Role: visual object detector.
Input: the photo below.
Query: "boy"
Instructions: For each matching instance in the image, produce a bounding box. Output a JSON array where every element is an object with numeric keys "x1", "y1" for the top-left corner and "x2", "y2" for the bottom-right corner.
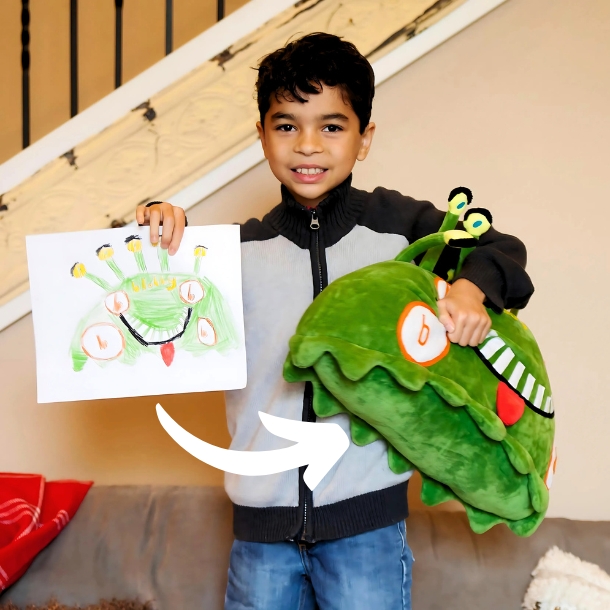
[{"x1": 136, "y1": 32, "x2": 533, "y2": 610}]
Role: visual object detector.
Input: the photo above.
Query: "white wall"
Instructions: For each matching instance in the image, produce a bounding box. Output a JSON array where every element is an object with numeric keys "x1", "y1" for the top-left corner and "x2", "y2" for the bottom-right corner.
[{"x1": 1, "y1": 0, "x2": 609, "y2": 519}]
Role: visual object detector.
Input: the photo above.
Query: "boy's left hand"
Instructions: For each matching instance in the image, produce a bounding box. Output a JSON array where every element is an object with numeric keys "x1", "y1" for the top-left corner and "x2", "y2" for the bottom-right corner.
[{"x1": 437, "y1": 279, "x2": 491, "y2": 347}]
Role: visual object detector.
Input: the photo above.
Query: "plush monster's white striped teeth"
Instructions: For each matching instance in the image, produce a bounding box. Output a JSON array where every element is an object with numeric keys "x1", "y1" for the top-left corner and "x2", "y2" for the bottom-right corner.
[
  {"x1": 508, "y1": 361, "x2": 525, "y2": 388},
  {"x1": 533, "y1": 385, "x2": 546, "y2": 409},
  {"x1": 477, "y1": 330, "x2": 554, "y2": 415},
  {"x1": 522, "y1": 374, "x2": 535, "y2": 400},
  {"x1": 480, "y1": 336, "x2": 505, "y2": 359},
  {"x1": 492, "y1": 347, "x2": 514, "y2": 375}
]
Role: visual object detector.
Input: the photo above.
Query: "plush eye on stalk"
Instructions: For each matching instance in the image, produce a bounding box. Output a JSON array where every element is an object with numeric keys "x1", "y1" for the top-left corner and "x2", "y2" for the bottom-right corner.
[
  {"x1": 447, "y1": 186, "x2": 473, "y2": 215},
  {"x1": 463, "y1": 208, "x2": 493, "y2": 237}
]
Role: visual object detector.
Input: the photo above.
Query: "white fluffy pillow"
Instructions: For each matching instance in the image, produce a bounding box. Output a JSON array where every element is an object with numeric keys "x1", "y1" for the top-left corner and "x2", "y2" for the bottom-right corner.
[{"x1": 523, "y1": 546, "x2": 610, "y2": 610}]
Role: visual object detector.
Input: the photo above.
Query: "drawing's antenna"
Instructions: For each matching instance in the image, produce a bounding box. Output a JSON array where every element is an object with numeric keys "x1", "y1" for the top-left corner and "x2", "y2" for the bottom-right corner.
[
  {"x1": 70, "y1": 262, "x2": 112, "y2": 291},
  {"x1": 96, "y1": 244, "x2": 124, "y2": 281},
  {"x1": 125, "y1": 235, "x2": 147, "y2": 272},
  {"x1": 194, "y1": 245, "x2": 207, "y2": 275},
  {"x1": 155, "y1": 242, "x2": 170, "y2": 272}
]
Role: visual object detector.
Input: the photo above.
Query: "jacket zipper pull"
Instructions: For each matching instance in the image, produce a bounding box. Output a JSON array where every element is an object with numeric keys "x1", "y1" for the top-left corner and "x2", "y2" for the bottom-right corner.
[{"x1": 310, "y1": 210, "x2": 320, "y2": 230}]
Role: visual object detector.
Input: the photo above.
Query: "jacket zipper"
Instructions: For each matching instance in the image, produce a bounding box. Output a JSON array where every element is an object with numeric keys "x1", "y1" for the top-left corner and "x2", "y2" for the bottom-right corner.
[{"x1": 300, "y1": 208, "x2": 322, "y2": 543}]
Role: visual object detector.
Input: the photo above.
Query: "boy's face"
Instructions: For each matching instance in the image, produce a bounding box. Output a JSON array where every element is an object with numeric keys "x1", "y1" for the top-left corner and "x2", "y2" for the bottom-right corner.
[{"x1": 256, "y1": 85, "x2": 375, "y2": 208}]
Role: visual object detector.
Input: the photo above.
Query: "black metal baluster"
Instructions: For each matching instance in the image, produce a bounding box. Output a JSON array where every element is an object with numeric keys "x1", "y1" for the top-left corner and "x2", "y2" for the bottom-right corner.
[
  {"x1": 70, "y1": 0, "x2": 78, "y2": 116},
  {"x1": 114, "y1": 0, "x2": 123, "y2": 88},
  {"x1": 21, "y1": 0, "x2": 30, "y2": 148},
  {"x1": 165, "y1": 0, "x2": 173, "y2": 55},
  {"x1": 217, "y1": 0, "x2": 225, "y2": 21}
]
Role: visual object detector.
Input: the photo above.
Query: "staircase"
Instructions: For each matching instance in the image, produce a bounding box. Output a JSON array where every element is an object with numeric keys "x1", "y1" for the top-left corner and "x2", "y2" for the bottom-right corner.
[{"x1": 0, "y1": 0, "x2": 507, "y2": 331}]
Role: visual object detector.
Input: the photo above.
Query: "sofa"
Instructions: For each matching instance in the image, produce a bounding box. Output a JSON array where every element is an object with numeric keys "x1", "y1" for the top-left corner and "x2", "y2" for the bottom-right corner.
[{"x1": 1, "y1": 485, "x2": 609, "y2": 609}]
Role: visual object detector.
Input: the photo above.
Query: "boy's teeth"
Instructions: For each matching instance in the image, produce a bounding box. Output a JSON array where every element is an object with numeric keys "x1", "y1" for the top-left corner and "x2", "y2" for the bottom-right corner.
[{"x1": 296, "y1": 168, "x2": 325, "y2": 174}]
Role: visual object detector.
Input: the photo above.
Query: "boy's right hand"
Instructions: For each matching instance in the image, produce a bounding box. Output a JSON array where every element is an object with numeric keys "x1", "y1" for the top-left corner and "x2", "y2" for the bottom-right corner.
[{"x1": 135, "y1": 202, "x2": 186, "y2": 255}]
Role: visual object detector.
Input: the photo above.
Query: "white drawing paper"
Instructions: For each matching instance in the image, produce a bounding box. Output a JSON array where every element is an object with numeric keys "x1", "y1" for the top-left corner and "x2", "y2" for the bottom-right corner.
[{"x1": 26, "y1": 225, "x2": 246, "y2": 403}]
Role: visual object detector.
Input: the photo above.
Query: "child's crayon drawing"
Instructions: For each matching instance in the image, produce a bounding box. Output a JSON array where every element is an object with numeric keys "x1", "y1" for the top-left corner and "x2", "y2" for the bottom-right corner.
[{"x1": 26, "y1": 225, "x2": 246, "y2": 403}]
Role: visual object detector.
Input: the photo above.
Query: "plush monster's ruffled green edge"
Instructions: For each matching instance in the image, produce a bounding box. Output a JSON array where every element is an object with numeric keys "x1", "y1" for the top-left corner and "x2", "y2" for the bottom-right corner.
[{"x1": 284, "y1": 334, "x2": 548, "y2": 537}]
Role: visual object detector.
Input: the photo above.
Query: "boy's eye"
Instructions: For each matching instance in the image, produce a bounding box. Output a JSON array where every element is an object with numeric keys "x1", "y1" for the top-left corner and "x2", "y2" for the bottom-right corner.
[
  {"x1": 322, "y1": 124, "x2": 342, "y2": 132},
  {"x1": 276, "y1": 124, "x2": 295, "y2": 132}
]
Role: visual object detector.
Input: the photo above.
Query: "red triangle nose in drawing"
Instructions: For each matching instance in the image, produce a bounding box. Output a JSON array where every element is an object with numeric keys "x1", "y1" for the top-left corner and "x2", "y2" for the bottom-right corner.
[{"x1": 160, "y1": 342, "x2": 175, "y2": 367}]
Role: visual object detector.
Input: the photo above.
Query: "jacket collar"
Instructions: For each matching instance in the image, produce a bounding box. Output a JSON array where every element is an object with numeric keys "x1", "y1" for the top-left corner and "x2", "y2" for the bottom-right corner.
[{"x1": 268, "y1": 173, "x2": 363, "y2": 249}]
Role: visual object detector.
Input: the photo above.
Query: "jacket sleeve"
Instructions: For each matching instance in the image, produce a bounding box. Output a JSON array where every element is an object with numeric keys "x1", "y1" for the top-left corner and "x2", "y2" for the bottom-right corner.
[
  {"x1": 362, "y1": 186, "x2": 534, "y2": 312},
  {"x1": 453, "y1": 226, "x2": 533, "y2": 312}
]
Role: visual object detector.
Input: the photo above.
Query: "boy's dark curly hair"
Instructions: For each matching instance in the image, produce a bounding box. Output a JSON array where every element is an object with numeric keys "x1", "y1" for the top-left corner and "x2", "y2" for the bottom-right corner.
[{"x1": 255, "y1": 32, "x2": 375, "y2": 134}]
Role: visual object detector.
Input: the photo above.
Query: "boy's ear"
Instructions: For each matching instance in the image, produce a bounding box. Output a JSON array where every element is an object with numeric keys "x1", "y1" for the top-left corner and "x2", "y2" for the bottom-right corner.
[
  {"x1": 256, "y1": 121, "x2": 268, "y2": 158},
  {"x1": 356, "y1": 122, "x2": 376, "y2": 162}
]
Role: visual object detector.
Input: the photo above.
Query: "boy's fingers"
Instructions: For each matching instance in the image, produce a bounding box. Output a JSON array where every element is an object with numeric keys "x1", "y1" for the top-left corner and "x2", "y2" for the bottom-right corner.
[
  {"x1": 448, "y1": 312, "x2": 466, "y2": 344},
  {"x1": 149, "y1": 207, "x2": 161, "y2": 244},
  {"x1": 465, "y1": 314, "x2": 491, "y2": 347},
  {"x1": 476, "y1": 317, "x2": 492, "y2": 345},
  {"x1": 136, "y1": 205, "x2": 145, "y2": 225},
  {"x1": 437, "y1": 300, "x2": 455, "y2": 334},
  {"x1": 161, "y1": 213, "x2": 175, "y2": 249},
  {"x1": 168, "y1": 208, "x2": 186, "y2": 255}
]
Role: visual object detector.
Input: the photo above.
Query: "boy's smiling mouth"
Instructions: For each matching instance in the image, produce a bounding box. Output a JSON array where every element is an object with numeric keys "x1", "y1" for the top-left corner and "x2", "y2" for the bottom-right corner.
[{"x1": 291, "y1": 165, "x2": 328, "y2": 183}]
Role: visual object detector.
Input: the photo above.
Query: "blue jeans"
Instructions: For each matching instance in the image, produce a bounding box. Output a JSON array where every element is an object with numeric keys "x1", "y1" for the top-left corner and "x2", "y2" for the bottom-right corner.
[{"x1": 224, "y1": 521, "x2": 413, "y2": 610}]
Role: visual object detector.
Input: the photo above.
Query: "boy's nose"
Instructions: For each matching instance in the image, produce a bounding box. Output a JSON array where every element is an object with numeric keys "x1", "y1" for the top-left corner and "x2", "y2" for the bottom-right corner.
[{"x1": 295, "y1": 130, "x2": 323, "y2": 154}]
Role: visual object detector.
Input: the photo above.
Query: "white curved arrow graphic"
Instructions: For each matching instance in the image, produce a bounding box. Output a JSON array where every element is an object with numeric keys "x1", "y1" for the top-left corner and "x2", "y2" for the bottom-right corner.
[{"x1": 156, "y1": 403, "x2": 350, "y2": 491}]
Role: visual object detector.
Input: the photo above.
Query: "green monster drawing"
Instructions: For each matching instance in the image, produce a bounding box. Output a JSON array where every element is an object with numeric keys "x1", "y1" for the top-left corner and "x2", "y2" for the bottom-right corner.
[
  {"x1": 69, "y1": 236, "x2": 237, "y2": 371},
  {"x1": 284, "y1": 188, "x2": 556, "y2": 537}
]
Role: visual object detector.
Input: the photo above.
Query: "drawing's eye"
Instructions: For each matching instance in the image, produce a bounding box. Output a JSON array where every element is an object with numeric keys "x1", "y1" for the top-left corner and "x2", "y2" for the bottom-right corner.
[
  {"x1": 81, "y1": 323, "x2": 125, "y2": 360},
  {"x1": 104, "y1": 291, "x2": 130, "y2": 315},
  {"x1": 179, "y1": 280, "x2": 205, "y2": 304},
  {"x1": 397, "y1": 302, "x2": 449, "y2": 366},
  {"x1": 197, "y1": 317, "x2": 217, "y2": 346}
]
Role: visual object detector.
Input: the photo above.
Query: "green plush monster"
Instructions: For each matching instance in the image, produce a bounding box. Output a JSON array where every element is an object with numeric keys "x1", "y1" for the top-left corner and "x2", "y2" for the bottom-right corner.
[
  {"x1": 69, "y1": 236, "x2": 237, "y2": 371},
  {"x1": 284, "y1": 189, "x2": 556, "y2": 537}
]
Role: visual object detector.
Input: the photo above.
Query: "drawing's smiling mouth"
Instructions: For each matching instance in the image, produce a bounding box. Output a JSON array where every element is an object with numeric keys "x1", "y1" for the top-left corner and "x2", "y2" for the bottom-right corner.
[{"x1": 119, "y1": 308, "x2": 192, "y2": 346}]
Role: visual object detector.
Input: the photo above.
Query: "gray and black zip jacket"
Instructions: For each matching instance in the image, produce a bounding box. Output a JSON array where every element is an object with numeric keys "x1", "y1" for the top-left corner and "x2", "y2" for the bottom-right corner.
[{"x1": 224, "y1": 173, "x2": 533, "y2": 544}]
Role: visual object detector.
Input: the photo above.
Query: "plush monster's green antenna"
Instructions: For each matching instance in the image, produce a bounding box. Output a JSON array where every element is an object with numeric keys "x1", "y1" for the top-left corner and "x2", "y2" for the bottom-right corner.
[
  {"x1": 419, "y1": 187, "x2": 473, "y2": 272},
  {"x1": 194, "y1": 245, "x2": 207, "y2": 275},
  {"x1": 96, "y1": 244, "x2": 124, "y2": 280},
  {"x1": 155, "y1": 243, "x2": 170, "y2": 272},
  {"x1": 395, "y1": 230, "x2": 477, "y2": 263},
  {"x1": 125, "y1": 235, "x2": 147, "y2": 272},
  {"x1": 454, "y1": 208, "x2": 493, "y2": 276},
  {"x1": 70, "y1": 262, "x2": 112, "y2": 291}
]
